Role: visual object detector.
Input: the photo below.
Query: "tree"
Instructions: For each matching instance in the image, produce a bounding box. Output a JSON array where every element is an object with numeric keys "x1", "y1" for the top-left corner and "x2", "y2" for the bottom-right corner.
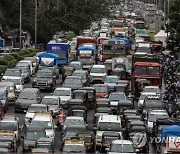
[
  {"x1": 168, "y1": 0, "x2": 180, "y2": 49},
  {"x1": 0, "y1": 0, "x2": 110, "y2": 44}
]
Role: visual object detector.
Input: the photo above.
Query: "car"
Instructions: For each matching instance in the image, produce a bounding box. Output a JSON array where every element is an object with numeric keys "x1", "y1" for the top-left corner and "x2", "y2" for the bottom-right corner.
[
  {"x1": 24, "y1": 56, "x2": 39, "y2": 73},
  {"x1": 15, "y1": 64, "x2": 31, "y2": 83},
  {"x1": 69, "y1": 61, "x2": 82, "y2": 70},
  {"x1": 108, "y1": 92, "x2": 126, "y2": 114},
  {"x1": 104, "y1": 75, "x2": 118, "y2": 91},
  {"x1": 93, "y1": 84, "x2": 109, "y2": 98},
  {"x1": 1, "y1": 68, "x2": 24, "y2": 82},
  {"x1": 63, "y1": 76, "x2": 83, "y2": 91},
  {"x1": 146, "y1": 110, "x2": 169, "y2": 134},
  {"x1": 62, "y1": 66, "x2": 75, "y2": 82},
  {"x1": 89, "y1": 65, "x2": 107, "y2": 84},
  {"x1": 95, "y1": 114, "x2": 122, "y2": 149},
  {"x1": 0, "y1": 87, "x2": 8, "y2": 112},
  {"x1": 142, "y1": 86, "x2": 160, "y2": 95},
  {"x1": 62, "y1": 116, "x2": 87, "y2": 133},
  {"x1": 25, "y1": 104, "x2": 48, "y2": 126},
  {"x1": 0, "y1": 82, "x2": 16, "y2": 102},
  {"x1": 61, "y1": 138, "x2": 86, "y2": 153},
  {"x1": 52, "y1": 87, "x2": 72, "y2": 108},
  {"x1": 17, "y1": 60, "x2": 34, "y2": 75},
  {"x1": 2, "y1": 76, "x2": 24, "y2": 93},
  {"x1": 108, "y1": 139, "x2": 136, "y2": 154},
  {"x1": 0, "y1": 115, "x2": 22, "y2": 141},
  {"x1": 72, "y1": 70, "x2": 89, "y2": 86},
  {"x1": 15, "y1": 88, "x2": 41, "y2": 113},
  {"x1": 30, "y1": 112, "x2": 55, "y2": 139},
  {"x1": 39, "y1": 65, "x2": 59, "y2": 79},
  {"x1": 23, "y1": 126, "x2": 46, "y2": 152},
  {"x1": 32, "y1": 68, "x2": 56, "y2": 92}
]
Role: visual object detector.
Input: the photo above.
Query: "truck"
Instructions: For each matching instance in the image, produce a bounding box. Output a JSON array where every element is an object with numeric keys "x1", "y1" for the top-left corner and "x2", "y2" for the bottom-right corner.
[
  {"x1": 131, "y1": 54, "x2": 162, "y2": 90},
  {"x1": 160, "y1": 125, "x2": 180, "y2": 154},
  {"x1": 77, "y1": 43, "x2": 97, "y2": 69},
  {"x1": 76, "y1": 36, "x2": 97, "y2": 49},
  {"x1": 38, "y1": 52, "x2": 59, "y2": 78},
  {"x1": 47, "y1": 40, "x2": 70, "y2": 71}
]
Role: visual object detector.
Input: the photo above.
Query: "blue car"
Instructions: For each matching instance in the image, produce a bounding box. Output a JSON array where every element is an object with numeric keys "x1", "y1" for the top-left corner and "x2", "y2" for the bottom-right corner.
[{"x1": 104, "y1": 75, "x2": 118, "y2": 91}]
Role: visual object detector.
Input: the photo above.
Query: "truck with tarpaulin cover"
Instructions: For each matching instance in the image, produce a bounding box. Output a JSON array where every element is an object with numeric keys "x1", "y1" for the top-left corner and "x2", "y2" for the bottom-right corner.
[
  {"x1": 131, "y1": 54, "x2": 162, "y2": 90},
  {"x1": 38, "y1": 52, "x2": 59, "y2": 77},
  {"x1": 76, "y1": 36, "x2": 97, "y2": 49},
  {"x1": 135, "y1": 29, "x2": 151, "y2": 41},
  {"x1": 77, "y1": 43, "x2": 97, "y2": 69},
  {"x1": 160, "y1": 125, "x2": 180, "y2": 154},
  {"x1": 46, "y1": 40, "x2": 70, "y2": 71}
]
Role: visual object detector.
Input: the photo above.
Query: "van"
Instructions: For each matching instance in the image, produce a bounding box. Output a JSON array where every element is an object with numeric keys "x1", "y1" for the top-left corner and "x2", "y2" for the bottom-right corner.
[
  {"x1": 18, "y1": 60, "x2": 34, "y2": 75},
  {"x1": 0, "y1": 87, "x2": 9, "y2": 112},
  {"x1": 0, "y1": 82, "x2": 16, "y2": 102}
]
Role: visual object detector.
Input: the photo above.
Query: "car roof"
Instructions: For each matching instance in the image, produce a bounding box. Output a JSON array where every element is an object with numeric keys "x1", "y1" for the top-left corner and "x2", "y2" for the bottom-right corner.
[
  {"x1": 54, "y1": 87, "x2": 71, "y2": 91},
  {"x1": 93, "y1": 84, "x2": 108, "y2": 87},
  {"x1": 144, "y1": 86, "x2": 159, "y2": 89},
  {"x1": 70, "y1": 61, "x2": 81, "y2": 64},
  {"x1": 43, "y1": 96, "x2": 59, "y2": 99},
  {"x1": 4, "y1": 76, "x2": 22, "y2": 80},
  {"x1": 29, "y1": 104, "x2": 47, "y2": 107},
  {"x1": 105, "y1": 75, "x2": 118, "y2": 78},
  {"x1": 5, "y1": 68, "x2": 21, "y2": 71},
  {"x1": 66, "y1": 76, "x2": 81, "y2": 79},
  {"x1": 0, "y1": 82, "x2": 15, "y2": 86},
  {"x1": 149, "y1": 110, "x2": 168, "y2": 114},
  {"x1": 1, "y1": 115, "x2": 18, "y2": 122},
  {"x1": 21, "y1": 88, "x2": 39, "y2": 93},
  {"x1": 112, "y1": 139, "x2": 133, "y2": 144},
  {"x1": 92, "y1": 65, "x2": 105, "y2": 68},
  {"x1": 33, "y1": 113, "x2": 51, "y2": 121},
  {"x1": 26, "y1": 126, "x2": 45, "y2": 132},
  {"x1": 98, "y1": 114, "x2": 121, "y2": 122},
  {"x1": 66, "y1": 116, "x2": 84, "y2": 120},
  {"x1": 73, "y1": 70, "x2": 87, "y2": 73}
]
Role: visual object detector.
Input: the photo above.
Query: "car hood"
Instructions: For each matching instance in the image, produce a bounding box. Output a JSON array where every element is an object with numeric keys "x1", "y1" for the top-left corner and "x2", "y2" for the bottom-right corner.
[
  {"x1": 35, "y1": 78, "x2": 51, "y2": 81},
  {"x1": 96, "y1": 93, "x2": 108, "y2": 98},
  {"x1": 59, "y1": 96, "x2": 71, "y2": 102},
  {"x1": 24, "y1": 140, "x2": 36, "y2": 147},
  {"x1": 90, "y1": 73, "x2": 106, "y2": 77},
  {"x1": 17, "y1": 99, "x2": 37, "y2": 105},
  {"x1": 63, "y1": 84, "x2": 82, "y2": 89},
  {"x1": 25, "y1": 112, "x2": 35, "y2": 119}
]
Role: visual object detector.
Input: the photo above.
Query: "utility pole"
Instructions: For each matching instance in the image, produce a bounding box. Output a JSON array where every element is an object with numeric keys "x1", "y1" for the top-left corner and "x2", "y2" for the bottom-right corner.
[
  {"x1": 35, "y1": 0, "x2": 37, "y2": 48},
  {"x1": 20, "y1": 0, "x2": 22, "y2": 50}
]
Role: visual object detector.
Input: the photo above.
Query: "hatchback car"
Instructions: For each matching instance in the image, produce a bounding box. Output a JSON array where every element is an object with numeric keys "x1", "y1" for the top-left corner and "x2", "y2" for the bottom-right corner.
[
  {"x1": 69, "y1": 61, "x2": 82, "y2": 70},
  {"x1": 93, "y1": 84, "x2": 109, "y2": 98},
  {"x1": 104, "y1": 75, "x2": 118, "y2": 91},
  {"x1": 15, "y1": 88, "x2": 41, "y2": 113}
]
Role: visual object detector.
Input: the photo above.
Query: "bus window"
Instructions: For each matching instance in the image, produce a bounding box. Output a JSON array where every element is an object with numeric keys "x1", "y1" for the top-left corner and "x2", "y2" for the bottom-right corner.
[
  {"x1": 148, "y1": 67, "x2": 160, "y2": 75},
  {"x1": 135, "y1": 66, "x2": 146, "y2": 75}
]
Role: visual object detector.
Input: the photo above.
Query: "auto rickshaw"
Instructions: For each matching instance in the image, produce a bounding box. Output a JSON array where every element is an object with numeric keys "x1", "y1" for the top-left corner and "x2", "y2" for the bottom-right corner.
[
  {"x1": 115, "y1": 83, "x2": 128, "y2": 94},
  {"x1": 123, "y1": 115, "x2": 142, "y2": 129},
  {"x1": 118, "y1": 100, "x2": 134, "y2": 115},
  {"x1": 77, "y1": 131, "x2": 95, "y2": 152},
  {"x1": 0, "y1": 101, "x2": 4, "y2": 119},
  {"x1": 67, "y1": 99, "x2": 84, "y2": 114},
  {"x1": 96, "y1": 107, "x2": 113, "y2": 114},
  {"x1": 95, "y1": 98, "x2": 110, "y2": 112},
  {"x1": 62, "y1": 66, "x2": 75, "y2": 82},
  {"x1": 82, "y1": 87, "x2": 96, "y2": 109},
  {"x1": 104, "y1": 59, "x2": 113, "y2": 75},
  {"x1": 35, "y1": 137, "x2": 54, "y2": 153},
  {"x1": 70, "y1": 105, "x2": 87, "y2": 123},
  {"x1": 93, "y1": 113, "x2": 109, "y2": 129},
  {"x1": 101, "y1": 132, "x2": 121, "y2": 152},
  {"x1": 72, "y1": 90, "x2": 88, "y2": 105}
]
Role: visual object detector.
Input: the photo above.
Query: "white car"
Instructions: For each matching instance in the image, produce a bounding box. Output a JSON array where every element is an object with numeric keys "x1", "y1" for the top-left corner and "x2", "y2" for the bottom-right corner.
[
  {"x1": 53, "y1": 87, "x2": 72, "y2": 108},
  {"x1": 146, "y1": 110, "x2": 169, "y2": 133},
  {"x1": 89, "y1": 65, "x2": 107, "y2": 83},
  {"x1": 143, "y1": 86, "x2": 161, "y2": 95}
]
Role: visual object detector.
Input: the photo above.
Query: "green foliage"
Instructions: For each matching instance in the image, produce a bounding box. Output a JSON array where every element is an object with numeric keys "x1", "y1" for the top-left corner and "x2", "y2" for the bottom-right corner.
[
  {"x1": 0, "y1": 49, "x2": 38, "y2": 74},
  {"x1": 0, "y1": 0, "x2": 110, "y2": 44},
  {"x1": 65, "y1": 33, "x2": 76, "y2": 41}
]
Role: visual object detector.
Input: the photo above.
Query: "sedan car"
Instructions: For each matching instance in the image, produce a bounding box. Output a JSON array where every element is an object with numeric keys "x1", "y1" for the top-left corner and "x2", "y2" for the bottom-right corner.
[{"x1": 93, "y1": 84, "x2": 109, "y2": 98}]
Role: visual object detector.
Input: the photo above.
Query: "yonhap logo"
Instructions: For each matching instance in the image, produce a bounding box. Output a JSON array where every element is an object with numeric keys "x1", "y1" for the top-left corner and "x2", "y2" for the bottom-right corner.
[{"x1": 132, "y1": 132, "x2": 147, "y2": 148}]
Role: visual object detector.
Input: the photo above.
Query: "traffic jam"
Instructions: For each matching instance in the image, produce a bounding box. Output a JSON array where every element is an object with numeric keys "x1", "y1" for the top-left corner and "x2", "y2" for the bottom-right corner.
[{"x1": 0, "y1": 1, "x2": 179, "y2": 154}]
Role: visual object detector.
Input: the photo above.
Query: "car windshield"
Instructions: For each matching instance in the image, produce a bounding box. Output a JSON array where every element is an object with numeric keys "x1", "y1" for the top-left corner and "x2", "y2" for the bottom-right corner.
[
  {"x1": 41, "y1": 98, "x2": 59, "y2": 105},
  {"x1": 91, "y1": 67, "x2": 106, "y2": 73},
  {"x1": 0, "y1": 122, "x2": 17, "y2": 131},
  {"x1": 144, "y1": 101, "x2": 163, "y2": 108},
  {"x1": 31, "y1": 121, "x2": 52, "y2": 129},
  {"x1": 63, "y1": 145, "x2": 86, "y2": 153},
  {"x1": 64, "y1": 118, "x2": 85, "y2": 127},
  {"x1": 18, "y1": 92, "x2": 37, "y2": 100},
  {"x1": 135, "y1": 66, "x2": 147, "y2": 74},
  {"x1": 25, "y1": 131, "x2": 45, "y2": 140},
  {"x1": 148, "y1": 113, "x2": 168, "y2": 122},
  {"x1": 95, "y1": 86, "x2": 108, "y2": 93},
  {"x1": 4, "y1": 70, "x2": 21, "y2": 77},
  {"x1": 110, "y1": 143, "x2": 134, "y2": 153},
  {"x1": 36, "y1": 71, "x2": 52, "y2": 78},
  {"x1": 73, "y1": 73, "x2": 86, "y2": 80},
  {"x1": 109, "y1": 94, "x2": 125, "y2": 101},
  {"x1": 105, "y1": 77, "x2": 118, "y2": 83},
  {"x1": 143, "y1": 88, "x2": 160, "y2": 93},
  {"x1": 5, "y1": 79, "x2": 21, "y2": 85},
  {"x1": 0, "y1": 92, "x2": 5, "y2": 99},
  {"x1": 98, "y1": 122, "x2": 121, "y2": 131},
  {"x1": 69, "y1": 63, "x2": 82, "y2": 70},
  {"x1": 53, "y1": 90, "x2": 70, "y2": 96},
  {"x1": 28, "y1": 106, "x2": 47, "y2": 113},
  {"x1": 148, "y1": 66, "x2": 160, "y2": 75},
  {"x1": 64, "y1": 78, "x2": 81, "y2": 85}
]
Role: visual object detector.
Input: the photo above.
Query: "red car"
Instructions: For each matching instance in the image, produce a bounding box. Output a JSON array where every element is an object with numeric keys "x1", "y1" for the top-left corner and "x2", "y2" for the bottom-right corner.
[{"x1": 93, "y1": 84, "x2": 109, "y2": 98}]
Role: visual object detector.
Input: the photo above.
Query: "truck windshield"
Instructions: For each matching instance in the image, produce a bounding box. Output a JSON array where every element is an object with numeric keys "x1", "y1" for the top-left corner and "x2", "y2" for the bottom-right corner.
[
  {"x1": 148, "y1": 67, "x2": 160, "y2": 75},
  {"x1": 135, "y1": 66, "x2": 147, "y2": 74}
]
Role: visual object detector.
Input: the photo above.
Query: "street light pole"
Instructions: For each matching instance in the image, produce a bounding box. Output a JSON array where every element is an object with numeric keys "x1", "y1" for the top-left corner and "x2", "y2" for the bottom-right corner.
[
  {"x1": 20, "y1": 0, "x2": 22, "y2": 50},
  {"x1": 35, "y1": 0, "x2": 37, "y2": 48}
]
